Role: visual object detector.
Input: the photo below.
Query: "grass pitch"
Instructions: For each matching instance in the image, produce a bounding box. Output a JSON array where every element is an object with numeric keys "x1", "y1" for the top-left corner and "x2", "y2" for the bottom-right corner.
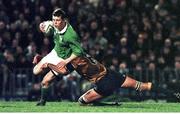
[{"x1": 0, "y1": 101, "x2": 180, "y2": 112}]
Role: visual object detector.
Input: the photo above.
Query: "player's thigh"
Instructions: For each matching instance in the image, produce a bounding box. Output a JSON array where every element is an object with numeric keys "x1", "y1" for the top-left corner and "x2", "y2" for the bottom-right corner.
[
  {"x1": 33, "y1": 50, "x2": 64, "y2": 75},
  {"x1": 42, "y1": 49, "x2": 64, "y2": 65},
  {"x1": 79, "y1": 88, "x2": 103, "y2": 103}
]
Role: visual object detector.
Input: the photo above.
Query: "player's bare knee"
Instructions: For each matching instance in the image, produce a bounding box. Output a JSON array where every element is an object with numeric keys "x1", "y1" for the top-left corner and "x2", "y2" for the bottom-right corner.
[
  {"x1": 33, "y1": 69, "x2": 38, "y2": 75},
  {"x1": 33, "y1": 66, "x2": 38, "y2": 75},
  {"x1": 33, "y1": 65, "x2": 41, "y2": 75},
  {"x1": 41, "y1": 81, "x2": 50, "y2": 88}
]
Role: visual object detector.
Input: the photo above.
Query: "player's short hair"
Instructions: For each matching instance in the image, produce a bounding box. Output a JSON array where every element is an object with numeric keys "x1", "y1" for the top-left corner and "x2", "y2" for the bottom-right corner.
[{"x1": 52, "y1": 8, "x2": 66, "y2": 19}]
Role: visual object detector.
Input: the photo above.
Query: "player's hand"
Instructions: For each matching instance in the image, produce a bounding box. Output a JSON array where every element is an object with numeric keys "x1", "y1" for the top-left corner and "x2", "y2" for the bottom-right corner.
[
  {"x1": 57, "y1": 61, "x2": 67, "y2": 69},
  {"x1": 41, "y1": 63, "x2": 48, "y2": 69},
  {"x1": 39, "y1": 22, "x2": 46, "y2": 32},
  {"x1": 47, "y1": 63, "x2": 68, "y2": 75},
  {"x1": 32, "y1": 54, "x2": 42, "y2": 64}
]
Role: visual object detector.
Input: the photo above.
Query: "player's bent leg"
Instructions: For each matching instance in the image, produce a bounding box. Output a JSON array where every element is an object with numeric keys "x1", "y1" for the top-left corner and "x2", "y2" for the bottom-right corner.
[
  {"x1": 41, "y1": 71, "x2": 56, "y2": 87},
  {"x1": 121, "y1": 76, "x2": 152, "y2": 91},
  {"x1": 36, "y1": 71, "x2": 55, "y2": 106},
  {"x1": 78, "y1": 88, "x2": 103, "y2": 105}
]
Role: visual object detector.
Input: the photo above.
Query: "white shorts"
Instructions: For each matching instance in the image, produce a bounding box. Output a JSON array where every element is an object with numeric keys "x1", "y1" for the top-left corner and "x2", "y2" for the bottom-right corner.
[{"x1": 40, "y1": 49, "x2": 64, "y2": 75}]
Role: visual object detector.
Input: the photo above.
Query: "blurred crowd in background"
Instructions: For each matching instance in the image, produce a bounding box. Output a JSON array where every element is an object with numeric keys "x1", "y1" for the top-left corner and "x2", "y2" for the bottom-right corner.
[{"x1": 0, "y1": 0, "x2": 180, "y2": 101}]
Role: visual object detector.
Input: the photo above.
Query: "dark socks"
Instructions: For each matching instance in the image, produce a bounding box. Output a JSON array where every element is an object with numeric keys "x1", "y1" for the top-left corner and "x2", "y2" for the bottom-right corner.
[
  {"x1": 40, "y1": 87, "x2": 49, "y2": 101},
  {"x1": 36, "y1": 87, "x2": 49, "y2": 106}
]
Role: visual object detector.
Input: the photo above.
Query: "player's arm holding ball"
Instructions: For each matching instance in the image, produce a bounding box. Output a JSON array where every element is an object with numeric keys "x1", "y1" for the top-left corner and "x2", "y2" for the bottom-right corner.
[
  {"x1": 39, "y1": 21, "x2": 53, "y2": 35},
  {"x1": 32, "y1": 21, "x2": 54, "y2": 73}
]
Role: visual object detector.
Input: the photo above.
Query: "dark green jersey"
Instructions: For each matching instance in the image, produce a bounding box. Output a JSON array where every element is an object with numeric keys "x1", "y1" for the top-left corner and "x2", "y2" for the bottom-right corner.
[{"x1": 49, "y1": 22, "x2": 84, "y2": 59}]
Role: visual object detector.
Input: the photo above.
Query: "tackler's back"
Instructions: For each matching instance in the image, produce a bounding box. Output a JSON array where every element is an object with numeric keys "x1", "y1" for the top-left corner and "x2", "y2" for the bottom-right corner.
[{"x1": 71, "y1": 54, "x2": 107, "y2": 83}]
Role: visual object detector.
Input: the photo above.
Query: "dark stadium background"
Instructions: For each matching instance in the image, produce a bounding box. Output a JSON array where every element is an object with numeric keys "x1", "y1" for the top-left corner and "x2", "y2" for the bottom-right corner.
[{"x1": 0, "y1": 0, "x2": 179, "y2": 102}]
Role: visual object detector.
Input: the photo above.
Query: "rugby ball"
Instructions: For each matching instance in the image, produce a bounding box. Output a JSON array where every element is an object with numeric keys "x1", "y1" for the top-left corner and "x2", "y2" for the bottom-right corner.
[{"x1": 43, "y1": 21, "x2": 53, "y2": 34}]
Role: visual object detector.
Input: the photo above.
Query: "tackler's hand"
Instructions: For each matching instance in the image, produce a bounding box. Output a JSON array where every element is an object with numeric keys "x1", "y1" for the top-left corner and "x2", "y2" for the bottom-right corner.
[
  {"x1": 47, "y1": 63, "x2": 68, "y2": 75},
  {"x1": 57, "y1": 61, "x2": 67, "y2": 69},
  {"x1": 41, "y1": 63, "x2": 48, "y2": 69}
]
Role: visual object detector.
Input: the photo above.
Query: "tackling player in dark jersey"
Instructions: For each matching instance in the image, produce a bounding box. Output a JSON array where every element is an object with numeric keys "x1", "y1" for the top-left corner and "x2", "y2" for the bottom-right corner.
[
  {"x1": 47, "y1": 54, "x2": 180, "y2": 105},
  {"x1": 41, "y1": 54, "x2": 153, "y2": 105}
]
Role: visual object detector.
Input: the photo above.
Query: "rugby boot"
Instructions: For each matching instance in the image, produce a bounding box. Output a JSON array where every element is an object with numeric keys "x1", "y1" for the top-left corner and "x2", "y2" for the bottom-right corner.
[
  {"x1": 36, "y1": 99, "x2": 46, "y2": 106},
  {"x1": 173, "y1": 92, "x2": 180, "y2": 102}
]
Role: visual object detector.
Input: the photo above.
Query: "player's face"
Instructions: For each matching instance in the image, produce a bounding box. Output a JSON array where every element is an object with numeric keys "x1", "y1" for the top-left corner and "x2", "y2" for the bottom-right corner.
[{"x1": 52, "y1": 16, "x2": 64, "y2": 29}]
